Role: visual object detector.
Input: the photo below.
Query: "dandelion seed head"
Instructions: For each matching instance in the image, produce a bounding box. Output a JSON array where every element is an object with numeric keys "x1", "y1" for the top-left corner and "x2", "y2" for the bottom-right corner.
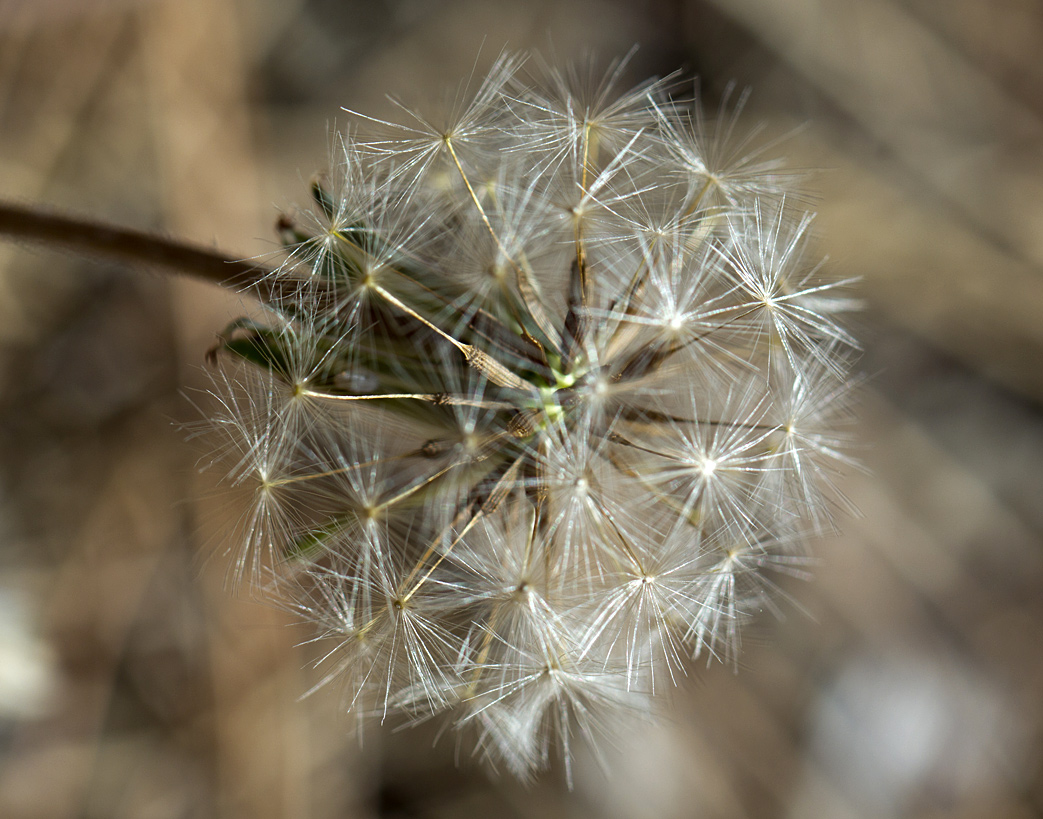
[{"x1": 202, "y1": 51, "x2": 858, "y2": 781}]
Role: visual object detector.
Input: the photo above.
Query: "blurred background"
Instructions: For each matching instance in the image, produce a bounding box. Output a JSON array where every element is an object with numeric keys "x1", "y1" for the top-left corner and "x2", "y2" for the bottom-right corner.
[{"x1": 1, "y1": 0, "x2": 1042, "y2": 816}]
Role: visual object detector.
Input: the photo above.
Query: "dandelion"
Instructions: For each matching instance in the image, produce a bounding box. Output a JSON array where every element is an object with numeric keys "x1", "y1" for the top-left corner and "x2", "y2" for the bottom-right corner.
[{"x1": 205, "y1": 53, "x2": 858, "y2": 782}]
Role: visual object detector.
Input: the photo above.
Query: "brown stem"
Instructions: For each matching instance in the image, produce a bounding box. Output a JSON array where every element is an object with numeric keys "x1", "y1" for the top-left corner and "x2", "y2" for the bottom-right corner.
[{"x1": 0, "y1": 200, "x2": 274, "y2": 297}]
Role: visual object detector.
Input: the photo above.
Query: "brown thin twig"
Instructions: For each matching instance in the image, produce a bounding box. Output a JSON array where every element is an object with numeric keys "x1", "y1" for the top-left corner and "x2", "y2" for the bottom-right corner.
[{"x1": 0, "y1": 200, "x2": 274, "y2": 297}]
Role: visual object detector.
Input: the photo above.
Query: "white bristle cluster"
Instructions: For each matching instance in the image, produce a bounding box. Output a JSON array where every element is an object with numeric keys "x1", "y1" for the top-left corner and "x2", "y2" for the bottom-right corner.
[{"x1": 205, "y1": 52, "x2": 858, "y2": 782}]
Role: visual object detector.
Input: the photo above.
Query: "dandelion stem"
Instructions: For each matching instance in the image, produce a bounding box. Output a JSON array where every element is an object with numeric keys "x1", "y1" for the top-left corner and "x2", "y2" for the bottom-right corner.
[
  {"x1": 300, "y1": 388, "x2": 515, "y2": 410},
  {"x1": 443, "y1": 137, "x2": 518, "y2": 274},
  {"x1": 327, "y1": 227, "x2": 554, "y2": 372},
  {"x1": 375, "y1": 462, "x2": 463, "y2": 513},
  {"x1": 513, "y1": 256, "x2": 563, "y2": 354},
  {"x1": 0, "y1": 200, "x2": 273, "y2": 295},
  {"x1": 685, "y1": 176, "x2": 714, "y2": 217},
  {"x1": 399, "y1": 457, "x2": 523, "y2": 603},
  {"x1": 370, "y1": 282, "x2": 537, "y2": 392},
  {"x1": 441, "y1": 138, "x2": 558, "y2": 359},
  {"x1": 396, "y1": 503, "x2": 477, "y2": 596},
  {"x1": 400, "y1": 506, "x2": 484, "y2": 605}
]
